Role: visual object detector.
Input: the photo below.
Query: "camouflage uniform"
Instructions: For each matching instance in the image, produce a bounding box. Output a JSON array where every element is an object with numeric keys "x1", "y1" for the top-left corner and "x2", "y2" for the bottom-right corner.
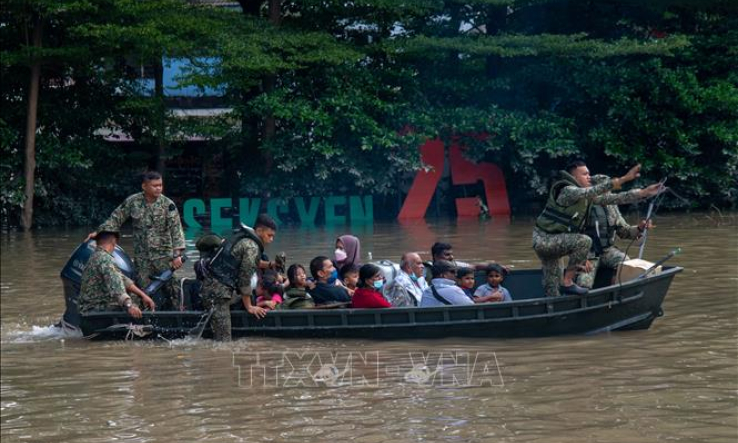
[
  {"x1": 200, "y1": 238, "x2": 261, "y2": 341},
  {"x1": 98, "y1": 192, "x2": 185, "y2": 309},
  {"x1": 577, "y1": 186, "x2": 645, "y2": 289},
  {"x1": 78, "y1": 247, "x2": 134, "y2": 314},
  {"x1": 533, "y1": 179, "x2": 645, "y2": 297}
]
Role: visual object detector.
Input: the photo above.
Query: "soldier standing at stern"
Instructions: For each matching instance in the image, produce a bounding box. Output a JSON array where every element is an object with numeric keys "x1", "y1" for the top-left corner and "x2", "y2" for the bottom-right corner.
[
  {"x1": 532, "y1": 161, "x2": 662, "y2": 297},
  {"x1": 78, "y1": 230, "x2": 156, "y2": 317},
  {"x1": 88, "y1": 171, "x2": 186, "y2": 310}
]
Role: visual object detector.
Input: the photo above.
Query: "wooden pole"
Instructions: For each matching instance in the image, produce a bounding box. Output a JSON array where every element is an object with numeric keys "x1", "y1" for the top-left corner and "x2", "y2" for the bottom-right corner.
[{"x1": 21, "y1": 16, "x2": 43, "y2": 231}]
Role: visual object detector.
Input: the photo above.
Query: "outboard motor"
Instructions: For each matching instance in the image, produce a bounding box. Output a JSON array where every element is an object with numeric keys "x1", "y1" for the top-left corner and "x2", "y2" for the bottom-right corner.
[{"x1": 59, "y1": 241, "x2": 135, "y2": 329}]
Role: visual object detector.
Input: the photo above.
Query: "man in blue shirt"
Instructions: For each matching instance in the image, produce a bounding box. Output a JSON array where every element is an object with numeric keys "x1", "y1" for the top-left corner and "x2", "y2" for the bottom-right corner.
[
  {"x1": 309, "y1": 256, "x2": 351, "y2": 306},
  {"x1": 420, "y1": 260, "x2": 474, "y2": 307}
]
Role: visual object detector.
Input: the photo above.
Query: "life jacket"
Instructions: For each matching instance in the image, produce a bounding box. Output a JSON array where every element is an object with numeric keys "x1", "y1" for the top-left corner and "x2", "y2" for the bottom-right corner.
[
  {"x1": 535, "y1": 171, "x2": 591, "y2": 234},
  {"x1": 198, "y1": 224, "x2": 264, "y2": 289},
  {"x1": 584, "y1": 205, "x2": 615, "y2": 254},
  {"x1": 281, "y1": 288, "x2": 315, "y2": 309}
]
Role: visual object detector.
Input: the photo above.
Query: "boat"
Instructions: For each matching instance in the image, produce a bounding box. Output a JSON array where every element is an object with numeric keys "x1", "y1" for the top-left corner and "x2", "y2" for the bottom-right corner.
[{"x1": 60, "y1": 241, "x2": 682, "y2": 340}]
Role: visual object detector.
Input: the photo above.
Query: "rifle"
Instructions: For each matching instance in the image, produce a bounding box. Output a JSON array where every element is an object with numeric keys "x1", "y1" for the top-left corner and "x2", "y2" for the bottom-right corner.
[
  {"x1": 144, "y1": 255, "x2": 188, "y2": 296},
  {"x1": 638, "y1": 177, "x2": 667, "y2": 259}
]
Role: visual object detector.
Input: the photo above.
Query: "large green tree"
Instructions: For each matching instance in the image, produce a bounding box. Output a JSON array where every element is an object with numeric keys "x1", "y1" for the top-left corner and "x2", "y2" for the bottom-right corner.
[{"x1": 2, "y1": 0, "x2": 736, "y2": 229}]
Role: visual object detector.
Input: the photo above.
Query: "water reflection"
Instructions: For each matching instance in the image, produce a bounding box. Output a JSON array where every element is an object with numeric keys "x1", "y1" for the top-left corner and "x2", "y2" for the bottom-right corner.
[{"x1": 1, "y1": 214, "x2": 737, "y2": 442}]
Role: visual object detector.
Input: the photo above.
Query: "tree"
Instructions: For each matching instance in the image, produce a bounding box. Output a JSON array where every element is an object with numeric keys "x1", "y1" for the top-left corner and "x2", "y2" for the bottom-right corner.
[{"x1": 1, "y1": 0, "x2": 223, "y2": 227}]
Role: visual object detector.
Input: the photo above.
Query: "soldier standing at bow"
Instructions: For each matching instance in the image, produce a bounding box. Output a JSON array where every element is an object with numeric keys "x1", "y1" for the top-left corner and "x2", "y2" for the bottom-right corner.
[{"x1": 533, "y1": 161, "x2": 662, "y2": 297}]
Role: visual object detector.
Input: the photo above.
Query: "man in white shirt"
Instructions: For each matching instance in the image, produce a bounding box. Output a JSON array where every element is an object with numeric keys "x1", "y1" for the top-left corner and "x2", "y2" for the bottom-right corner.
[
  {"x1": 420, "y1": 260, "x2": 474, "y2": 307},
  {"x1": 385, "y1": 252, "x2": 428, "y2": 307}
]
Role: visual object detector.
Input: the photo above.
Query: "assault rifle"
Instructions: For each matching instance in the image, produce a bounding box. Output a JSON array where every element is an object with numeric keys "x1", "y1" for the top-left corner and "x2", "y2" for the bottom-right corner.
[{"x1": 144, "y1": 255, "x2": 188, "y2": 296}]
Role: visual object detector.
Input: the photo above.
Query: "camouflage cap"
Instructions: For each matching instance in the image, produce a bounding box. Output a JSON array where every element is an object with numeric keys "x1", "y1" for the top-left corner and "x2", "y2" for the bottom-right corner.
[
  {"x1": 591, "y1": 174, "x2": 610, "y2": 185},
  {"x1": 196, "y1": 234, "x2": 223, "y2": 252}
]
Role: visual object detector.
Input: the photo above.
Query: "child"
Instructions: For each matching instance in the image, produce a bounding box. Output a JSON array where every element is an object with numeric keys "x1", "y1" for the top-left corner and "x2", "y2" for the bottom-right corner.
[
  {"x1": 256, "y1": 270, "x2": 284, "y2": 310},
  {"x1": 473, "y1": 264, "x2": 512, "y2": 302},
  {"x1": 456, "y1": 267, "x2": 476, "y2": 301},
  {"x1": 283, "y1": 264, "x2": 315, "y2": 309},
  {"x1": 340, "y1": 264, "x2": 360, "y2": 296}
]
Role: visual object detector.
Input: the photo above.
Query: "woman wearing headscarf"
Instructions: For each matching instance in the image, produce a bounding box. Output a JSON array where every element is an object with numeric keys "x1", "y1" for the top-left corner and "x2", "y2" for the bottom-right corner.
[{"x1": 335, "y1": 234, "x2": 362, "y2": 271}]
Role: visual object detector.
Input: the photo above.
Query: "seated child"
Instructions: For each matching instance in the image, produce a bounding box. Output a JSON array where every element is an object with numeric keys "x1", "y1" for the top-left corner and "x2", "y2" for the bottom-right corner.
[
  {"x1": 282, "y1": 264, "x2": 315, "y2": 309},
  {"x1": 339, "y1": 264, "x2": 359, "y2": 297},
  {"x1": 256, "y1": 270, "x2": 284, "y2": 310},
  {"x1": 456, "y1": 267, "x2": 477, "y2": 301},
  {"x1": 473, "y1": 264, "x2": 512, "y2": 302}
]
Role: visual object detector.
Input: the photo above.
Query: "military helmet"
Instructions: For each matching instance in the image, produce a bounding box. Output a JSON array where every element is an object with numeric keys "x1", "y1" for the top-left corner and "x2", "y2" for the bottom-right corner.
[{"x1": 196, "y1": 233, "x2": 224, "y2": 252}]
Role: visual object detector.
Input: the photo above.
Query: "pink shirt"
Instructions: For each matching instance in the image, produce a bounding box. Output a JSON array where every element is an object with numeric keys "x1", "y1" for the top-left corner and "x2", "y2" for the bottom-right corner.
[{"x1": 256, "y1": 293, "x2": 283, "y2": 310}]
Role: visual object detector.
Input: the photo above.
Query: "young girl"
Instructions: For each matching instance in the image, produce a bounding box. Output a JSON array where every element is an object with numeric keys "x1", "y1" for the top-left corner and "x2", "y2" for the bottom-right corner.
[
  {"x1": 256, "y1": 270, "x2": 284, "y2": 310},
  {"x1": 282, "y1": 264, "x2": 315, "y2": 309},
  {"x1": 473, "y1": 264, "x2": 512, "y2": 302},
  {"x1": 456, "y1": 267, "x2": 476, "y2": 301},
  {"x1": 351, "y1": 264, "x2": 391, "y2": 309}
]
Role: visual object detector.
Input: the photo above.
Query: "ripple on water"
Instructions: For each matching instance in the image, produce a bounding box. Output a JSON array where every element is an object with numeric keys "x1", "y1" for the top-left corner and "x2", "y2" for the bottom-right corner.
[{"x1": 1, "y1": 219, "x2": 737, "y2": 443}]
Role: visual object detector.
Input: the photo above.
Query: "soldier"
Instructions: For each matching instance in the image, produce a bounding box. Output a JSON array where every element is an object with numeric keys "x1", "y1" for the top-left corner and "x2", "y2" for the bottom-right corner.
[
  {"x1": 87, "y1": 171, "x2": 186, "y2": 310},
  {"x1": 577, "y1": 174, "x2": 658, "y2": 289},
  {"x1": 533, "y1": 161, "x2": 663, "y2": 297},
  {"x1": 196, "y1": 214, "x2": 276, "y2": 341},
  {"x1": 78, "y1": 230, "x2": 156, "y2": 317}
]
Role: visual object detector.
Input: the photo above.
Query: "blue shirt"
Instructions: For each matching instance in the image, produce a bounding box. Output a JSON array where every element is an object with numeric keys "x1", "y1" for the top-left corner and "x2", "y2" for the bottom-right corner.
[
  {"x1": 310, "y1": 282, "x2": 351, "y2": 305},
  {"x1": 420, "y1": 278, "x2": 475, "y2": 307},
  {"x1": 473, "y1": 283, "x2": 512, "y2": 302}
]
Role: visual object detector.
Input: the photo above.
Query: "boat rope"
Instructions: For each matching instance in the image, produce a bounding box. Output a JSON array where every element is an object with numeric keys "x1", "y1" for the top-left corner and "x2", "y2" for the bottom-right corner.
[
  {"x1": 188, "y1": 307, "x2": 215, "y2": 339},
  {"x1": 125, "y1": 324, "x2": 153, "y2": 341}
]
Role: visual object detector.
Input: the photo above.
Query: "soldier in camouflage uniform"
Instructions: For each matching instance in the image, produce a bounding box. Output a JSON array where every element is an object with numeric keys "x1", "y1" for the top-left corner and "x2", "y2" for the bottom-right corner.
[
  {"x1": 198, "y1": 214, "x2": 276, "y2": 341},
  {"x1": 78, "y1": 231, "x2": 156, "y2": 317},
  {"x1": 576, "y1": 174, "x2": 657, "y2": 289},
  {"x1": 533, "y1": 162, "x2": 663, "y2": 297},
  {"x1": 89, "y1": 171, "x2": 186, "y2": 310}
]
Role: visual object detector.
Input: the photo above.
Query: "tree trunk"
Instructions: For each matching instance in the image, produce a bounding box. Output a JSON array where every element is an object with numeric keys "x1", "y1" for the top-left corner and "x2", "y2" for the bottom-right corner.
[
  {"x1": 485, "y1": 6, "x2": 507, "y2": 78},
  {"x1": 154, "y1": 59, "x2": 167, "y2": 175},
  {"x1": 21, "y1": 16, "x2": 42, "y2": 231},
  {"x1": 262, "y1": 0, "x2": 281, "y2": 173}
]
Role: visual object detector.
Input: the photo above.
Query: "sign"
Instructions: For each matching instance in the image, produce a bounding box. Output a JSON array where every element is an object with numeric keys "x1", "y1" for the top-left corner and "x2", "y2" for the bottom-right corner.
[
  {"x1": 181, "y1": 141, "x2": 510, "y2": 228},
  {"x1": 183, "y1": 195, "x2": 373, "y2": 228},
  {"x1": 398, "y1": 139, "x2": 510, "y2": 219}
]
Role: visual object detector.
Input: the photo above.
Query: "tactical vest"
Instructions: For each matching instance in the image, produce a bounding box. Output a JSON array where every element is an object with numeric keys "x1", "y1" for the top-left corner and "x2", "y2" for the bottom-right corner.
[
  {"x1": 205, "y1": 224, "x2": 264, "y2": 289},
  {"x1": 536, "y1": 171, "x2": 591, "y2": 234},
  {"x1": 584, "y1": 205, "x2": 615, "y2": 253}
]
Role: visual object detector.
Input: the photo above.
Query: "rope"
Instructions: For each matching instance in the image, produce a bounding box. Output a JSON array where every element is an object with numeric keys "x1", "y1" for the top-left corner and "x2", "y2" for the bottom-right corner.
[{"x1": 187, "y1": 307, "x2": 215, "y2": 339}]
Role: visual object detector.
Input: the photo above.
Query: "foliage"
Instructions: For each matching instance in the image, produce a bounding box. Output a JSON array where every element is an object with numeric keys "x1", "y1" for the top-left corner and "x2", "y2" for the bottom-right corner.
[
  {"x1": 0, "y1": 0, "x2": 224, "y2": 226},
  {"x1": 1, "y1": 0, "x2": 736, "y2": 228}
]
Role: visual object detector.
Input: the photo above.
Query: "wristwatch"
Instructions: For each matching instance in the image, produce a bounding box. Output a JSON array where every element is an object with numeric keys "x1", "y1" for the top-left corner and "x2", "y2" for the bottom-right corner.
[{"x1": 124, "y1": 300, "x2": 133, "y2": 309}]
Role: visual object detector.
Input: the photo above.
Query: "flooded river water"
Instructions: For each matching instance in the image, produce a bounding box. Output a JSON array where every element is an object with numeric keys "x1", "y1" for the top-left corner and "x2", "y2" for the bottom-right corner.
[{"x1": 1, "y1": 214, "x2": 736, "y2": 442}]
